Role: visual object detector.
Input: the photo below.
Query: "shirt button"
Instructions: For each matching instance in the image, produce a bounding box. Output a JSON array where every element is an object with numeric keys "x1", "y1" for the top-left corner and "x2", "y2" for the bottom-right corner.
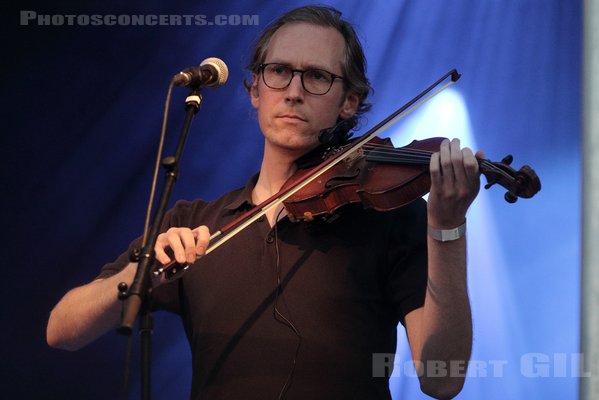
[{"x1": 266, "y1": 234, "x2": 274, "y2": 244}]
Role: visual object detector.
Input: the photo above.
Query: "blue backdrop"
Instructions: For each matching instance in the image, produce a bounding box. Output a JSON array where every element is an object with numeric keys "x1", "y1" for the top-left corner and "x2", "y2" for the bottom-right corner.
[{"x1": 3, "y1": 1, "x2": 581, "y2": 399}]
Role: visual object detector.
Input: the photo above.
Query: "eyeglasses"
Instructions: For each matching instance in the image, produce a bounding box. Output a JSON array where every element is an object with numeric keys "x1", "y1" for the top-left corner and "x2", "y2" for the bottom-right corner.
[{"x1": 259, "y1": 63, "x2": 345, "y2": 95}]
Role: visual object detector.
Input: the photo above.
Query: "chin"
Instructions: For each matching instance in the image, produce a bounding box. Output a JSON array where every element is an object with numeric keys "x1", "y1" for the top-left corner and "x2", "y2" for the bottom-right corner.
[{"x1": 268, "y1": 130, "x2": 319, "y2": 153}]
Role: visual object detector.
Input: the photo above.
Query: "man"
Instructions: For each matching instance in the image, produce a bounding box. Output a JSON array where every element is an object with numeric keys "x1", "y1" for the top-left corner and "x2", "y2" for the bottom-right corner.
[{"x1": 47, "y1": 6, "x2": 479, "y2": 399}]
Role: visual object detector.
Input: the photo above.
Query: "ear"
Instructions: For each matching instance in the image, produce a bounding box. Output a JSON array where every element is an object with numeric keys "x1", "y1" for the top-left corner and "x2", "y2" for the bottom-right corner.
[
  {"x1": 339, "y1": 91, "x2": 360, "y2": 119},
  {"x1": 250, "y1": 73, "x2": 260, "y2": 109}
]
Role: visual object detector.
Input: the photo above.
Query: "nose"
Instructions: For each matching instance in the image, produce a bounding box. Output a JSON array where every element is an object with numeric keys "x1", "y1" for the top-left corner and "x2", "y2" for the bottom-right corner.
[{"x1": 285, "y1": 72, "x2": 304, "y2": 104}]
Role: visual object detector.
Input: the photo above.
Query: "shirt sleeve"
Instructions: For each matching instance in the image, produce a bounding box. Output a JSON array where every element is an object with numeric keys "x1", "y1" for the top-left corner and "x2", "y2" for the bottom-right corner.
[
  {"x1": 384, "y1": 198, "x2": 428, "y2": 326},
  {"x1": 95, "y1": 200, "x2": 199, "y2": 314}
]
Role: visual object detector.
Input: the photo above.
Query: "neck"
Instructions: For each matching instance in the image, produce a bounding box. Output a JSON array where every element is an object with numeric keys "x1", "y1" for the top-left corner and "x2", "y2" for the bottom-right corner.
[
  {"x1": 253, "y1": 143, "x2": 305, "y2": 227},
  {"x1": 253, "y1": 143, "x2": 300, "y2": 204}
]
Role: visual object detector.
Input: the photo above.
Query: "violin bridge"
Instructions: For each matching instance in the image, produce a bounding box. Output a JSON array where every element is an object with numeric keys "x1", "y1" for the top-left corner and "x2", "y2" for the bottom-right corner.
[{"x1": 343, "y1": 148, "x2": 364, "y2": 168}]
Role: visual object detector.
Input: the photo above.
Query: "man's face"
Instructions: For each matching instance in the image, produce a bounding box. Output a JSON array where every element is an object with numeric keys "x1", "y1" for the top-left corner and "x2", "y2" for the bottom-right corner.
[{"x1": 250, "y1": 23, "x2": 359, "y2": 156}]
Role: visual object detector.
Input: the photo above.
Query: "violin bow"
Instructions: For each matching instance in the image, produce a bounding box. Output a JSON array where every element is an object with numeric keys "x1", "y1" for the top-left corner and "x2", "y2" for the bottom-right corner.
[{"x1": 155, "y1": 69, "x2": 461, "y2": 279}]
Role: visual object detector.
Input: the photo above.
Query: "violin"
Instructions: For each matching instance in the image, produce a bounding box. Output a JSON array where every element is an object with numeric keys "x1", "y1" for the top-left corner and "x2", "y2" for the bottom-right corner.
[
  {"x1": 282, "y1": 135, "x2": 540, "y2": 223},
  {"x1": 155, "y1": 69, "x2": 541, "y2": 279}
]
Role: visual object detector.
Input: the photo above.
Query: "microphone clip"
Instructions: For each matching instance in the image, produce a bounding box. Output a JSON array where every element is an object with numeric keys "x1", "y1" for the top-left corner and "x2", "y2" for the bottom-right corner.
[{"x1": 318, "y1": 117, "x2": 356, "y2": 149}]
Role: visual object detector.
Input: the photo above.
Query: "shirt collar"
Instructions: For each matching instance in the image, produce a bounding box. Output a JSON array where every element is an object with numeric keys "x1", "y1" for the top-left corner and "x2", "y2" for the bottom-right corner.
[{"x1": 223, "y1": 173, "x2": 259, "y2": 211}]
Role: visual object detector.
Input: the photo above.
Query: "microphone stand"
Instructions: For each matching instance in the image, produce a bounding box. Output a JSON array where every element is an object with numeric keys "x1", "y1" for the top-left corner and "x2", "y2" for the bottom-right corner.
[{"x1": 117, "y1": 87, "x2": 203, "y2": 400}]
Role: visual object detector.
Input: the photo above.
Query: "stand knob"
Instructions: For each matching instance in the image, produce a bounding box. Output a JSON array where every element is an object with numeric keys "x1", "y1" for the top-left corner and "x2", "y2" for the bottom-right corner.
[{"x1": 118, "y1": 282, "x2": 129, "y2": 300}]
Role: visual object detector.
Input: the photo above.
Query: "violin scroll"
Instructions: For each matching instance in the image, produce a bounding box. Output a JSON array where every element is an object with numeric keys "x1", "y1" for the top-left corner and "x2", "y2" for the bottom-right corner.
[{"x1": 480, "y1": 155, "x2": 541, "y2": 203}]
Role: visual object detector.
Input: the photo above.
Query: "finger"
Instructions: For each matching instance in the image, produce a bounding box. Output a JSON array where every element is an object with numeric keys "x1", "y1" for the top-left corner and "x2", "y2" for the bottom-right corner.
[
  {"x1": 462, "y1": 147, "x2": 480, "y2": 181},
  {"x1": 178, "y1": 228, "x2": 198, "y2": 264},
  {"x1": 429, "y1": 149, "x2": 442, "y2": 190},
  {"x1": 154, "y1": 236, "x2": 171, "y2": 265},
  {"x1": 450, "y1": 138, "x2": 465, "y2": 184},
  {"x1": 474, "y1": 150, "x2": 486, "y2": 159},
  {"x1": 439, "y1": 139, "x2": 454, "y2": 188},
  {"x1": 194, "y1": 225, "x2": 210, "y2": 256},
  {"x1": 165, "y1": 229, "x2": 189, "y2": 264}
]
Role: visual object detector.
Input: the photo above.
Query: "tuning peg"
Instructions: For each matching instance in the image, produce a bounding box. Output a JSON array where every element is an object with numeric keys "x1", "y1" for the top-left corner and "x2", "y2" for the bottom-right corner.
[
  {"x1": 504, "y1": 191, "x2": 518, "y2": 203},
  {"x1": 501, "y1": 155, "x2": 513, "y2": 165}
]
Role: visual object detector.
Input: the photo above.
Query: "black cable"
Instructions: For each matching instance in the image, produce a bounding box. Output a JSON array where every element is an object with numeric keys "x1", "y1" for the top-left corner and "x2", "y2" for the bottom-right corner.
[
  {"x1": 272, "y1": 209, "x2": 302, "y2": 400},
  {"x1": 120, "y1": 79, "x2": 175, "y2": 399}
]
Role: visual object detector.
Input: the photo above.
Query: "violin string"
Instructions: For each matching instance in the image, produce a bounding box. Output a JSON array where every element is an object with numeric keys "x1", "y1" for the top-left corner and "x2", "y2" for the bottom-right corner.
[
  {"x1": 362, "y1": 145, "x2": 433, "y2": 159},
  {"x1": 363, "y1": 146, "x2": 434, "y2": 159},
  {"x1": 361, "y1": 143, "x2": 508, "y2": 172},
  {"x1": 362, "y1": 143, "x2": 432, "y2": 153},
  {"x1": 357, "y1": 143, "x2": 516, "y2": 183},
  {"x1": 362, "y1": 144, "x2": 434, "y2": 164},
  {"x1": 366, "y1": 155, "x2": 429, "y2": 164},
  {"x1": 364, "y1": 148, "x2": 432, "y2": 159},
  {"x1": 365, "y1": 151, "x2": 432, "y2": 161}
]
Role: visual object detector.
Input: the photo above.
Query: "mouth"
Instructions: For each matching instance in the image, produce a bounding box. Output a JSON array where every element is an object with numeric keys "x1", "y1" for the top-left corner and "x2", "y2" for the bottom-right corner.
[{"x1": 277, "y1": 114, "x2": 307, "y2": 122}]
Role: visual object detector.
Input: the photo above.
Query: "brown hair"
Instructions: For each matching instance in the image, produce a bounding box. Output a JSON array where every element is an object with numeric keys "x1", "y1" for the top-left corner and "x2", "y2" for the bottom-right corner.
[{"x1": 244, "y1": 5, "x2": 372, "y2": 125}]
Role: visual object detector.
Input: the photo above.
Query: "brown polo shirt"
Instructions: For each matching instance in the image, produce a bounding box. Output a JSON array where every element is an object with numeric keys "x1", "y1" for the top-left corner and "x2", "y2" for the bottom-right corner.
[{"x1": 99, "y1": 174, "x2": 428, "y2": 399}]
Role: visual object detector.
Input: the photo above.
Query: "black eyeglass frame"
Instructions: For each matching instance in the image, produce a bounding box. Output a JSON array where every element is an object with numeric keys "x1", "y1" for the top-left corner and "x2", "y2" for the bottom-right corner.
[{"x1": 258, "y1": 63, "x2": 345, "y2": 95}]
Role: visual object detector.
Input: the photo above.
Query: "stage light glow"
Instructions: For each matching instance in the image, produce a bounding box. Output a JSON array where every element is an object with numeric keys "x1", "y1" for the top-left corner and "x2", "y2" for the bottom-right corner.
[{"x1": 387, "y1": 89, "x2": 531, "y2": 398}]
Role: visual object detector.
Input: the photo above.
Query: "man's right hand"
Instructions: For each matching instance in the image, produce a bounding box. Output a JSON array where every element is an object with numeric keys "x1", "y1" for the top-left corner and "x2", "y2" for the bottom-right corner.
[{"x1": 154, "y1": 225, "x2": 211, "y2": 265}]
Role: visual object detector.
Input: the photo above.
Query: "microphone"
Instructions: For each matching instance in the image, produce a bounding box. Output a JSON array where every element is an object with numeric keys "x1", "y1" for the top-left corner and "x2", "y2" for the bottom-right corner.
[{"x1": 172, "y1": 57, "x2": 228, "y2": 88}]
